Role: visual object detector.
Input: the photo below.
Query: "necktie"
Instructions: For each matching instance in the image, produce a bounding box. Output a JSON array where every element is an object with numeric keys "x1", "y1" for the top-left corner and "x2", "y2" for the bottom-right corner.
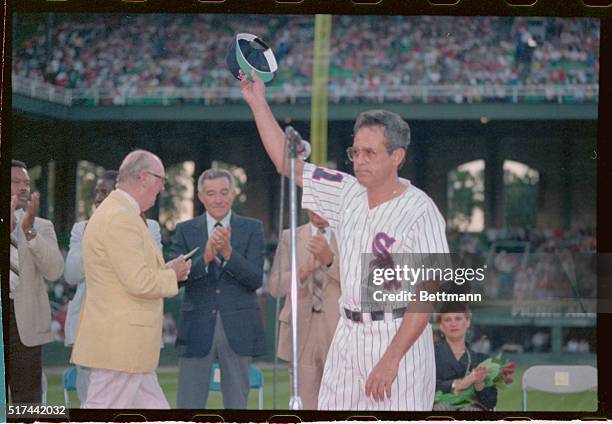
[
  {"x1": 311, "y1": 228, "x2": 326, "y2": 312},
  {"x1": 212, "y1": 222, "x2": 223, "y2": 277},
  {"x1": 9, "y1": 234, "x2": 20, "y2": 277}
]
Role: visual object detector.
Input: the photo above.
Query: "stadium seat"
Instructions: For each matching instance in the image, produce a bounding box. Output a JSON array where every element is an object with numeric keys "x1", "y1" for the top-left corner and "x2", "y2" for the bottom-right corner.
[
  {"x1": 521, "y1": 365, "x2": 597, "y2": 411},
  {"x1": 209, "y1": 363, "x2": 264, "y2": 409},
  {"x1": 62, "y1": 366, "x2": 78, "y2": 407}
]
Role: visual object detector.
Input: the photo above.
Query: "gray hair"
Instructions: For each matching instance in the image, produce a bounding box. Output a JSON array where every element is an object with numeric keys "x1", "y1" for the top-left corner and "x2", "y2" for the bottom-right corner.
[
  {"x1": 117, "y1": 150, "x2": 158, "y2": 183},
  {"x1": 197, "y1": 168, "x2": 236, "y2": 193},
  {"x1": 354, "y1": 110, "x2": 411, "y2": 162}
]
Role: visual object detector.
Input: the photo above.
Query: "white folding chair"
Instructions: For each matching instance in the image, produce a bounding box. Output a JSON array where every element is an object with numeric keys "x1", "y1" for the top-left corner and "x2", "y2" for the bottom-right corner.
[{"x1": 522, "y1": 365, "x2": 597, "y2": 411}]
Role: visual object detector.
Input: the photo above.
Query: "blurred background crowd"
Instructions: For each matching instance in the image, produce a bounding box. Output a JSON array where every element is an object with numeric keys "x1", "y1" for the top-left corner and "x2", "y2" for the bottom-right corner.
[{"x1": 12, "y1": 15, "x2": 599, "y2": 104}]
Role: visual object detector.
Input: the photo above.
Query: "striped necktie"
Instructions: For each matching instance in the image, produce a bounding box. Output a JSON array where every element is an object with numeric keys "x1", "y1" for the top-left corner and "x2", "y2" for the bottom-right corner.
[
  {"x1": 10, "y1": 234, "x2": 20, "y2": 277},
  {"x1": 311, "y1": 228, "x2": 326, "y2": 312}
]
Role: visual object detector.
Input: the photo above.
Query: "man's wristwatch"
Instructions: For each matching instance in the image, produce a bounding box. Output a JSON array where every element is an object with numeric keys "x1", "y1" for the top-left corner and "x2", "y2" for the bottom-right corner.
[{"x1": 24, "y1": 227, "x2": 37, "y2": 239}]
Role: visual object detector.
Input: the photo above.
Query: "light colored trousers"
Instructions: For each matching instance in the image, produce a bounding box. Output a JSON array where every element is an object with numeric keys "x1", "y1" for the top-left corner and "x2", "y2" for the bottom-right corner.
[{"x1": 83, "y1": 368, "x2": 170, "y2": 409}]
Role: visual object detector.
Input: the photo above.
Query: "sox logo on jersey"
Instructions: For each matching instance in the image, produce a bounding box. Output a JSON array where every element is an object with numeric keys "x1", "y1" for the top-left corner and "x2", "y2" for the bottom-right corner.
[{"x1": 369, "y1": 232, "x2": 400, "y2": 291}]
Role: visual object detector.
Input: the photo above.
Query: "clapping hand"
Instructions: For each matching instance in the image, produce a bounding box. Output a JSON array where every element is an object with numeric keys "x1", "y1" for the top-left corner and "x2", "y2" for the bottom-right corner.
[
  {"x1": 21, "y1": 192, "x2": 40, "y2": 239},
  {"x1": 215, "y1": 225, "x2": 232, "y2": 261},
  {"x1": 204, "y1": 237, "x2": 217, "y2": 266},
  {"x1": 298, "y1": 252, "x2": 321, "y2": 282},
  {"x1": 470, "y1": 366, "x2": 488, "y2": 390},
  {"x1": 205, "y1": 225, "x2": 232, "y2": 264},
  {"x1": 306, "y1": 234, "x2": 334, "y2": 267}
]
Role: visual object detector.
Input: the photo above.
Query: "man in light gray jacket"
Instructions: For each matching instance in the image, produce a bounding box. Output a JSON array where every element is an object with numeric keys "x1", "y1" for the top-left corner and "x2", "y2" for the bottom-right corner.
[{"x1": 9, "y1": 160, "x2": 64, "y2": 404}]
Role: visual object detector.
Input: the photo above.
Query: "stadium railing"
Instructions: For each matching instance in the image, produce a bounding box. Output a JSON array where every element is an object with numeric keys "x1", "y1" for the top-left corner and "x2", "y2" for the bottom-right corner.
[{"x1": 12, "y1": 76, "x2": 599, "y2": 107}]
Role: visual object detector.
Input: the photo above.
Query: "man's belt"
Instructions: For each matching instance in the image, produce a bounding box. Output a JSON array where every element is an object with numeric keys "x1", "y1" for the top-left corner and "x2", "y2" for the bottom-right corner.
[{"x1": 344, "y1": 307, "x2": 407, "y2": 323}]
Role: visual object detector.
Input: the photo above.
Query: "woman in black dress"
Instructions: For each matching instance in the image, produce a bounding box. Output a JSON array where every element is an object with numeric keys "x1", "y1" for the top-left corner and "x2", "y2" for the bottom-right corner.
[{"x1": 434, "y1": 303, "x2": 497, "y2": 411}]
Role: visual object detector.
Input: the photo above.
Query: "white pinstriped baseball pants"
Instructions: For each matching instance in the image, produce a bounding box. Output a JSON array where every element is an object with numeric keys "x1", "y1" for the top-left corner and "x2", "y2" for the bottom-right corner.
[{"x1": 318, "y1": 316, "x2": 435, "y2": 411}]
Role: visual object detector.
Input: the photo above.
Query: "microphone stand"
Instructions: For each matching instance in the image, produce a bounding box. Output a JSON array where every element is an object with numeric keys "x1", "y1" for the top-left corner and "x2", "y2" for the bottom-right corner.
[
  {"x1": 287, "y1": 131, "x2": 303, "y2": 411},
  {"x1": 271, "y1": 151, "x2": 287, "y2": 409}
]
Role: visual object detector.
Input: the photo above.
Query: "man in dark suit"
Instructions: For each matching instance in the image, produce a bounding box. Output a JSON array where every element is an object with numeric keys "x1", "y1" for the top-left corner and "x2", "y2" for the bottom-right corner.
[{"x1": 171, "y1": 168, "x2": 266, "y2": 409}]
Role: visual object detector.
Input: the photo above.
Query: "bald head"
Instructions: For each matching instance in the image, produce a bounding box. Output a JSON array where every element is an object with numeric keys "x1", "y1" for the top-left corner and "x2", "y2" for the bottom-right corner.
[
  {"x1": 118, "y1": 150, "x2": 163, "y2": 184},
  {"x1": 116, "y1": 149, "x2": 166, "y2": 213}
]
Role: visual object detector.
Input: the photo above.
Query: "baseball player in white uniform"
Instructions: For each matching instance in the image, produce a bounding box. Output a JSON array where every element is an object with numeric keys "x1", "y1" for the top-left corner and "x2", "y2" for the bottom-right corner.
[{"x1": 240, "y1": 70, "x2": 448, "y2": 411}]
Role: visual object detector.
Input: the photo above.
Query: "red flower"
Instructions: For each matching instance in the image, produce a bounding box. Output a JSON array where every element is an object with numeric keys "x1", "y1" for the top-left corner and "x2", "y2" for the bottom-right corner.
[
  {"x1": 506, "y1": 362, "x2": 516, "y2": 369},
  {"x1": 504, "y1": 377, "x2": 514, "y2": 384},
  {"x1": 502, "y1": 369, "x2": 514, "y2": 375}
]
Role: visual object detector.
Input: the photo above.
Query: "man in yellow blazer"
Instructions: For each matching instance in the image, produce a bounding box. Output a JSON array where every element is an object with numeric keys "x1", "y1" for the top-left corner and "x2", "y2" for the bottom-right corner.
[
  {"x1": 268, "y1": 210, "x2": 341, "y2": 409},
  {"x1": 71, "y1": 150, "x2": 192, "y2": 409}
]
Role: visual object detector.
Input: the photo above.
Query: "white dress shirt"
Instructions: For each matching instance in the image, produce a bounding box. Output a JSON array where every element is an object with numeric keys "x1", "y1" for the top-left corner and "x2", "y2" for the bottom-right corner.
[
  {"x1": 206, "y1": 211, "x2": 232, "y2": 237},
  {"x1": 310, "y1": 223, "x2": 332, "y2": 242}
]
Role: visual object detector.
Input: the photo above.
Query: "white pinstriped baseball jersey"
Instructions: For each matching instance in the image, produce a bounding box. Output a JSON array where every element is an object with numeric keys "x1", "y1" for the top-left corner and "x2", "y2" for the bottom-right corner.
[{"x1": 301, "y1": 162, "x2": 449, "y2": 410}]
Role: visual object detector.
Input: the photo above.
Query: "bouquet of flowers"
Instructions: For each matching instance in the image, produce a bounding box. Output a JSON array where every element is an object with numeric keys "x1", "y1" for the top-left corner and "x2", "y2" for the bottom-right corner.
[{"x1": 434, "y1": 355, "x2": 516, "y2": 409}]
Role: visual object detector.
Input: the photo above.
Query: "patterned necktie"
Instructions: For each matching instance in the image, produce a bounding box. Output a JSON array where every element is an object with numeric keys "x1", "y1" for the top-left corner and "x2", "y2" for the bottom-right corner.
[
  {"x1": 9, "y1": 234, "x2": 20, "y2": 277},
  {"x1": 212, "y1": 222, "x2": 223, "y2": 277},
  {"x1": 311, "y1": 228, "x2": 326, "y2": 312}
]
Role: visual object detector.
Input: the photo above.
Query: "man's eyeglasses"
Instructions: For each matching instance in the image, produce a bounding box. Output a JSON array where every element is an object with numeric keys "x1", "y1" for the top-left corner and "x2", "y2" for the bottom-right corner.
[
  {"x1": 145, "y1": 171, "x2": 168, "y2": 186},
  {"x1": 346, "y1": 146, "x2": 379, "y2": 162}
]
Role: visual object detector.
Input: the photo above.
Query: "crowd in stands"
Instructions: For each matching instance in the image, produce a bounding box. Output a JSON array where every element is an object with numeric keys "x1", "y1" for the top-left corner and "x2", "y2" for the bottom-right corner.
[
  {"x1": 470, "y1": 328, "x2": 593, "y2": 354},
  {"x1": 449, "y1": 226, "x2": 596, "y2": 302},
  {"x1": 12, "y1": 14, "x2": 599, "y2": 104},
  {"x1": 449, "y1": 226, "x2": 596, "y2": 257}
]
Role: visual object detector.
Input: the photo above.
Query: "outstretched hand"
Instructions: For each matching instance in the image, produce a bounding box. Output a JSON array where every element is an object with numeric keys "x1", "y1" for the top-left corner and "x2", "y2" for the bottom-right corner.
[{"x1": 239, "y1": 70, "x2": 266, "y2": 106}]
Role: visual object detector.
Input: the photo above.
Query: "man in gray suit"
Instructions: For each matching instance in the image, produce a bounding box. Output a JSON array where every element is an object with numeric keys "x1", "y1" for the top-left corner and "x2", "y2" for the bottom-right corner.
[
  {"x1": 64, "y1": 170, "x2": 163, "y2": 404},
  {"x1": 9, "y1": 160, "x2": 64, "y2": 404}
]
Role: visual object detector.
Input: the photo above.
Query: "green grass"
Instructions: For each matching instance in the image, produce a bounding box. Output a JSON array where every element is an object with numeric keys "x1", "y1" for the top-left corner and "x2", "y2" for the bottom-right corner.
[
  {"x1": 45, "y1": 366, "x2": 291, "y2": 410},
  {"x1": 495, "y1": 367, "x2": 597, "y2": 411},
  {"x1": 44, "y1": 365, "x2": 596, "y2": 411}
]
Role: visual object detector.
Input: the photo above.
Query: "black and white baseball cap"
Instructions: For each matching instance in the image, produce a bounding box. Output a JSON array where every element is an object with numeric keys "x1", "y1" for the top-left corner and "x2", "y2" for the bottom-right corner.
[{"x1": 226, "y1": 33, "x2": 278, "y2": 83}]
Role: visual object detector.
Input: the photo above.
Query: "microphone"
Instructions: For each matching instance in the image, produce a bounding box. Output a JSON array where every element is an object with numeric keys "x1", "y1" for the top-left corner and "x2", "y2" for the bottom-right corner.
[{"x1": 284, "y1": 126, "x2": 311, "y2": 160}]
